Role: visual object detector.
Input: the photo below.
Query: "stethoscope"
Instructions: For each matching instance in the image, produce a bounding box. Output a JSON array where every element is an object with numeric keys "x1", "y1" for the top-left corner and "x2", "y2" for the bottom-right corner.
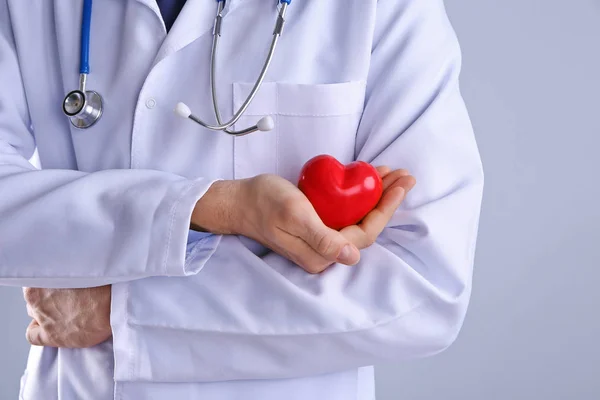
[{"x1": 63, "y1": 0, "x2": 291, "y2": 136}]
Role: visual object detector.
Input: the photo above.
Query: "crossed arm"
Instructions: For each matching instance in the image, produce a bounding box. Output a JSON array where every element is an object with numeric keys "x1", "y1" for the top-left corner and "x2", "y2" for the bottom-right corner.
[
  {"x1": 3, "y1": 0, "x2": 483, "y2": 381},
  {"x1": 24, "y1": 167, "x2": 416, "y2": 348}
]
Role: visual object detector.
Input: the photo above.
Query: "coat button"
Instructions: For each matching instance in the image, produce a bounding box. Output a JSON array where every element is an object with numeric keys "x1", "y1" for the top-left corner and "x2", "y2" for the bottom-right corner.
[{"x1": 145, "y1": 98, "x2": 156, "y2": 109}]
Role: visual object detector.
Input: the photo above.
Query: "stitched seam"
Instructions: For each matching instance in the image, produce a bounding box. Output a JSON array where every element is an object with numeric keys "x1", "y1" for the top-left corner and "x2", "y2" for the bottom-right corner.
[
  {"x1": 0, "y1": 274, "x2": 151, "y2": 281},
  {"x1": 275, "y1": 113, "x2": 279, "y2": 174},
  {"x1": 279, "y1": 110, "x2": 364, "y2": 117},
  {"x1": 127, "y1": 284, "x2": 135, "y2": 384},
  {"x1": 127, "y1": 298, "x2": 431, "y2": 337},
  {"x1": 239, "y1": 110, "x2": 364, "y2": 117},
  {"x1": 275, "y1": 84, "x2": 280, "y2": 175},
  {"x1": 114, "y1": 382, "x2": 122, "y2": 400},
  {"x1": 161, "y1": 181, "x2": 199, "y2": 275},
  {"x1": 233, "y1": 83, "x2": 239, "y2": 179},
  {"x1": 355, "y1": 369, "x2": 359, "y2": 400}
]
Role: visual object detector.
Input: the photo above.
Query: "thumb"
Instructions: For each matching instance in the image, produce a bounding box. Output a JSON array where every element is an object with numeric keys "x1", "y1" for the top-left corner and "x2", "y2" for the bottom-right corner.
[{"x1": 307, "y1": 225, "x2": 360, "y2": 265}]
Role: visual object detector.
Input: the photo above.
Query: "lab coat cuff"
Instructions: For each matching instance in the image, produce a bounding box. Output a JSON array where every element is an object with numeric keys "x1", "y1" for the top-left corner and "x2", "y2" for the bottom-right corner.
[{"x1": 163, "y1": 179, "x2": 221, "y2": 277}]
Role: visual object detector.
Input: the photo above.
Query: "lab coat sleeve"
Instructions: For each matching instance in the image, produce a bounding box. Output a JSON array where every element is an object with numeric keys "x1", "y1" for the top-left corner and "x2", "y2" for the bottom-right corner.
[
  {"x1": 111, "y1": 0, "x2": 484, "y2": 383},
  {"x1": 0, "y1": 6, "x2": 221, "y2": 289}
]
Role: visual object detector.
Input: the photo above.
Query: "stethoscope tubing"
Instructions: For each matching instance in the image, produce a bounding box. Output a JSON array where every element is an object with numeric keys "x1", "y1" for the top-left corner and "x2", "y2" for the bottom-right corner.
[
  {"x1": 198, "y1": 1, "x2": 287, "y2": 133},
  {"x1": 64, "y1": 0, "x2": 291, "y2": 132},
  {"x1": 80, "y1": 0, "x2": 93, "y2": 75}
]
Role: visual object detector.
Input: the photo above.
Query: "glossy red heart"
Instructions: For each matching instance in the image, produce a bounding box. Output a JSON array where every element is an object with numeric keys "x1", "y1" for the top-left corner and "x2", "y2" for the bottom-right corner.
[{"x1": 298, "y1": 155, "x2": 383, "y2": 230}]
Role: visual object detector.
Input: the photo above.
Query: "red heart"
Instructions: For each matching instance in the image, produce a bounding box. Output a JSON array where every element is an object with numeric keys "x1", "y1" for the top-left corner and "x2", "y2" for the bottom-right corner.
[{"x1": 298, "y1": 155, "x2": 383, "y2": 230}]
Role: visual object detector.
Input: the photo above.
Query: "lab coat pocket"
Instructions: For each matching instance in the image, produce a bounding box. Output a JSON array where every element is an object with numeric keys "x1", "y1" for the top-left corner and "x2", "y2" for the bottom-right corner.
[{"x1": 232, "y1": 81, "x2": 367, "y2": 182}]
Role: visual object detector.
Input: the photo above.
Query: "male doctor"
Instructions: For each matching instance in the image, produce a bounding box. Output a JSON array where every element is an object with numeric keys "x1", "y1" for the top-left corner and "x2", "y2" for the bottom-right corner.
[{"x1": 0, "y1": 0, "x2": 483, "y2": 399}]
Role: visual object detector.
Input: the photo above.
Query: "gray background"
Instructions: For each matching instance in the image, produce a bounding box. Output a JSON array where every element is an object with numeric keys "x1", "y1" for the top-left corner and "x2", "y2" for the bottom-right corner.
[{"x1": 1, "y1": 0, "x2": 599, "y2": 398}]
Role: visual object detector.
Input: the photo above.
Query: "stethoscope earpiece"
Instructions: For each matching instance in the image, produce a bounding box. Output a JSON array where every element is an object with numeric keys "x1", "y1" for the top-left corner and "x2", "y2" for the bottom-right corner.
[{"x1": 173, "y1": 0, "x2": 290, "y2": 136}]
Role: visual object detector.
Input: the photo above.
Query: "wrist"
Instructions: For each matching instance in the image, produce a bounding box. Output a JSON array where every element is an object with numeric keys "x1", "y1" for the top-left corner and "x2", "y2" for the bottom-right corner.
[{"x1": 191, "y1": 180, "x2": 241, "y2": 234}]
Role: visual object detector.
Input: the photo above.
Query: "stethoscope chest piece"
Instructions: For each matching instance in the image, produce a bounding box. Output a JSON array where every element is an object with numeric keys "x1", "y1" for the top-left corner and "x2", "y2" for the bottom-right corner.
[
  {"x1": 63, "y1": 0, "x2": 103, "y2": 129},
  {"x1": 63, "y1": 89, "x2": 103, "y2": 129}
]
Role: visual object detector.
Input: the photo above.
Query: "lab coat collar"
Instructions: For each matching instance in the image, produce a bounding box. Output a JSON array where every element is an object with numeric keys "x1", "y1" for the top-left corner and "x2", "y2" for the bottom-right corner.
[{"x1": 152, "y1": 0, "x2": 245, "y2": 65}]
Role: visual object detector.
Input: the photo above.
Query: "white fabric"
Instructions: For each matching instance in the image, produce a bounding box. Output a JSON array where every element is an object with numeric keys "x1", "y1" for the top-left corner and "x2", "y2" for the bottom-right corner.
[{"x1": 0, "y1": 0, "x2": 484, "y2": 399}]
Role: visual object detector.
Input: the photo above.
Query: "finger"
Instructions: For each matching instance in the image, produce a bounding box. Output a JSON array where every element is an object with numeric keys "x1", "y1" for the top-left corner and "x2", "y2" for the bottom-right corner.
[
  {"x1": 375, "y1": 166, "x2": 391, "y2": 177},
  {"x1": 341, "y1": 175, "x2": 415, "y2": 248},
  {"x1": 272, "y1": 229, "x2": 336, "y2": 273},
  {"x1": 303, "y1": 222, "x2": 360, "y2": 265},
  {"x1": 362, "y1": 176, "x2": 415, "y2": 235},
  {"x1": 382, "y1": 169, "x2": 412, "y2": 191},
  {"x1": 26, "y1": 320, "x2": 51, "y2": 347},
  {"x1": 22, "y1": 287, "x2": 41, "y2": 306},
  {"x1": 339, "y1": 225, "x2": 370, "y2": 250},
  {"x1": 367, "y1": 175, "x2": 416, "y2": 225},
  {"x1": 286, "y1": 206, "x2": 361, "y2": 265},
  {"x1": 340, "y1": 187, "x2": 405, "y2": 248}
]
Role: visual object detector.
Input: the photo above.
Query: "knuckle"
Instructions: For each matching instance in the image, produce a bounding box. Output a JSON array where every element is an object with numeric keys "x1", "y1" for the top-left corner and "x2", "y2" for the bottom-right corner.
[
  {"x1": 278, "y1": 200, "x2": 306, "y2": 228},
  {"x1": 315, "y1": 234, "x2": 332, "y2": 254},
  {"x1": 280, "y1": 197, "x2": 300, "y2": 217},
  {"x1": 314, "y1": 233, "x2": 340, "y2": 258},
  {"x1": 252, "y1": 173, "x2": 273, "y2": 190},
  {"x1": 23, "y1": 288, "x2": 39, "y2": 304},
  {"x1": 365, "y1": 232, "x2": 377, "y2": 246}
]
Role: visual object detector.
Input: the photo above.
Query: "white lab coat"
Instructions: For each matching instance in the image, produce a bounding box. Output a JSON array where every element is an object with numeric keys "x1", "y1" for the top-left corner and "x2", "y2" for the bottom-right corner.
[{"x1": 0, "y1": 0, "x2": 483, "y2": 399}]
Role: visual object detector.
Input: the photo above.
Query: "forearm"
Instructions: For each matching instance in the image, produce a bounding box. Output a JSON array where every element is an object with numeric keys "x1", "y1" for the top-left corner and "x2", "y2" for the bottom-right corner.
[
  {"x1": 190, "y1": 179, "x2": 242, "y2": 235},
  {"x1": 0, "y1": 162, "x2": 220, "y2": 288}
]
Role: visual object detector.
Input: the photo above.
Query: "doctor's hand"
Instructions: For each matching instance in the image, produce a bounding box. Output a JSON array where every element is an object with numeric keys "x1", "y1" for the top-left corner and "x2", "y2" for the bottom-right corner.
[
  {"x1": 340, "y1": 167, "x2": 416, "y2": 249},
  {"x1": 192, "y1": 175, "x2": 361, "y2": 274},
  {"x1": 23, "y1": 286, "x2": 112, "y2": 348}
]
